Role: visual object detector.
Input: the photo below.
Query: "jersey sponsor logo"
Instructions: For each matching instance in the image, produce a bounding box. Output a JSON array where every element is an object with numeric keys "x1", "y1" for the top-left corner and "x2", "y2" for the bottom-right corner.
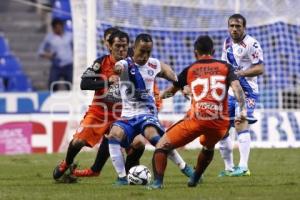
[
  {"x1": 237, "y1": 48, "x2": 243, "y2": 54},
  {"x1": 147, "y1": 69, "x2": 154, "y2": 76},
  {"x1": 253, "y1": 42, "x2": 259, "y2": 48},
  {"x1": 145, "y1": 78, "x2": 153, "y2": 82},
  {"x1": 196, "y1": 102, "x2": 223, "y2": 111},
  {"x1": 102, "y1": 84, "x2": 121, "y2": 103},
  {"x1": 92, "y1": 62, "x2": 100, "y2": 71},
  {"x1": 148, "y1": 62, "x2": 157, "y2": 69}
]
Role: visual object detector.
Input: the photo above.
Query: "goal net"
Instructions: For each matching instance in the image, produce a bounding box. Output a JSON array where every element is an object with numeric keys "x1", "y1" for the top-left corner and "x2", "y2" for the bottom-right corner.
[
  {"x1": 70, "y1": 0, "x2": 300, "y2": 148},
  {"x1": 72, "y1": 0, "x2": 300, "y2": 112}
]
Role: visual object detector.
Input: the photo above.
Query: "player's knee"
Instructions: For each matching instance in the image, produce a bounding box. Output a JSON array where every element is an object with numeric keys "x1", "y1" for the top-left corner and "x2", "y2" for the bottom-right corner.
[
  {"x1": 131, "y1": 138, "x2": 145, "y2": 150},
  {"x1": 144, "y1": 126, "x2": 158, "y2": 137},
  {"x1": 107, "y1": 125, "x2": 125, "y2": 141},
  {"x1": 154, "y1": 148, "x2": 170, "y2": 156},
  {"x1": 234, "y1": 121, "x2": 248, "y2": 132},
  {"x1": 156, "y1": 137, "x2": 172, "y2": 151},
  {"x1": 71, "y1": 138, "x2": 86, "y2": 149}
]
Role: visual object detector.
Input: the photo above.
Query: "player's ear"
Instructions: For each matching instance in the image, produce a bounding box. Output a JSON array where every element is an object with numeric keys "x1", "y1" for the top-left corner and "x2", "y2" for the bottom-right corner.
[
  {"x1": 212, "y1": 49, "x2": 215, "y2": 56},
  {"x1": 194, "y1": 50, "x2": 198, "y2": 59}
]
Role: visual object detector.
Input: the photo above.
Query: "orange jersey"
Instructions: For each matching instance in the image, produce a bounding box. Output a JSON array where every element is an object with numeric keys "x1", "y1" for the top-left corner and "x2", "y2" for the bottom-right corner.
[
  {"x1": 83, "y1": 55, "x2": 162, "y2": 121},
  {"x1": 174, "y1": 55, "x2": 237, "y2": 122},
  {"x1": 153, "y1": 82, "x2": 162, "y2": 111},
  {"x1": 84, "y1": 55, "x2": 121, "y2": 121}
]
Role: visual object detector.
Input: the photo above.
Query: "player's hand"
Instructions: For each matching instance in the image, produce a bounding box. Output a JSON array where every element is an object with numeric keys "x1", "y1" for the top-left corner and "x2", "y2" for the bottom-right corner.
[
  {"x1": 235, "y1": 108, "x2": 247, "y2": 125},
  {"x1": 114, "y1": 63, "x2": 124, "y2": 74},
  {"x1": 182, "y1": 85, "x2": 191, "y2": 100},
  {"x1": 235, "y1": 70, "x2": 245, "y2": 77}
]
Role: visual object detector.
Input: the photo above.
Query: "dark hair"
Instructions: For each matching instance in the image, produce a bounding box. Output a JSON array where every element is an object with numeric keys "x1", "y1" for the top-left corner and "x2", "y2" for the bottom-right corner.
[
  {"x1": 194, "y1": 35, "x2": 214, "y2": 54},
  {"x1": 228, "y1": 13, "x2": 247, "y2": 27},
  {"x1": 104, "y1": 27, "x2": 119, "y2": 40},
  {"x1": 134, "y1": 33, "x2": 153, "y2": 46},
  {"x1": 51, "y1": 18, "x2": 64, "y2": 28},
  {"x1": 108, "y1": 30, "x2": 129, "y2": 45}
]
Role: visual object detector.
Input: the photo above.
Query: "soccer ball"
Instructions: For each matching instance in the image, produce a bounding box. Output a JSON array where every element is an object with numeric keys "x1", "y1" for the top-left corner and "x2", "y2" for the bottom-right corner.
[{"x1": 127, "y1": 165, "x2": 151, "y2": 185}]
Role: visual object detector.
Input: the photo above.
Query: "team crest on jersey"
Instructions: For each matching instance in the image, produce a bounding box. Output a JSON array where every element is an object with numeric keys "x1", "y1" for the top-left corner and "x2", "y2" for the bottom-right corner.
[
  {"x1": 92, "y1": 62, "x2": 100, "y2": 71},
  {"x1": 130, "y1": 68, "x2": 136, "y2": 75},
  {"x1": 237, "y1": 48, "x2": 243, "y2": 54},
  {"x1": 76, "y1": 126, "x2": 84, "y2": 133},
  {"x1": 147, "y1": 70, "x2": 154, "y2": 76}
]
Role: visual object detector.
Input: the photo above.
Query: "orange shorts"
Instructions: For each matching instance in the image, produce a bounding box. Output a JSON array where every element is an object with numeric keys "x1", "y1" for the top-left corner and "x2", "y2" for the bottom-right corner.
[
  {"x1": 73, "y1": 111, "x2": 114, "y2": 147},
  {"x1": 165, "y1": 118, "x2": 229, "y2": 149}
]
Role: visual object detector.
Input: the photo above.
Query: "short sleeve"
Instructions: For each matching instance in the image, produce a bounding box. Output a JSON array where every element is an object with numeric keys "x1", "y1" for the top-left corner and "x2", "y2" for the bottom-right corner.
[
  {"x1": 173, "y1": 67, "x2": 189, "y2": 89},
  {"x1": 248, "y1": 39, "x2": 264, "y2": 65}
]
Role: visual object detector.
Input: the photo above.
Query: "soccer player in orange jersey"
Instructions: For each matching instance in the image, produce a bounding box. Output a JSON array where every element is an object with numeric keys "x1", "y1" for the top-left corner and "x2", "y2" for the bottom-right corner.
[
  {"x1": 149, "y1": 35, "x2": 247, "y2": 189},
  {"x1": 52, "y1": 30, "x2": 142, "y2": 180}
]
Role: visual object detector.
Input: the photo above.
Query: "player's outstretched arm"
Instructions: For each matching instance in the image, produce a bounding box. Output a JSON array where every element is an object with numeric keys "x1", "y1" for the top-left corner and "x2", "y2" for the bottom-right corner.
[
  {"x1": 80, "y1": 66, "x2": 108, "y2": 90},
  {"x1": 160, "y1": 85, "x2": 180, "y2": 99},
  {"x1": 236, "y1": 63, "x2": 264, "y2": 77},
  {"x1": 158, "y1": 62, "x2": 178, "y2": 82},
  {"x1": 231, "y1": 80, "x2": 247, "y2": 121}
]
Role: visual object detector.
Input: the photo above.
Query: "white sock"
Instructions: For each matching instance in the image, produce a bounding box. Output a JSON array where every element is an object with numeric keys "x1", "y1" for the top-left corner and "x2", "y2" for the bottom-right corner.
[
  {"x1": 219, "y1": 135, "x2": 234, "y2": 171},
  {"x1": 168, "y1": 149, "x2": 186, "y2": 170},
  {"x1": 237, "y1": 130, "x2": 251, "y2": 169},
  {"x1": 109, "y1": 142, "x2": 126, "y2": 178}
]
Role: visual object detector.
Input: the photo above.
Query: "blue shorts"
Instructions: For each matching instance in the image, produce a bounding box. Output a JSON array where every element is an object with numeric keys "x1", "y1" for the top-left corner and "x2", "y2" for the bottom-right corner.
[
  {"x1": 228, "y1": 94, "x2": 258, "y2": 127},
  {"x1": 113, "y1": 114, "x2": 165, "y2": 148}
]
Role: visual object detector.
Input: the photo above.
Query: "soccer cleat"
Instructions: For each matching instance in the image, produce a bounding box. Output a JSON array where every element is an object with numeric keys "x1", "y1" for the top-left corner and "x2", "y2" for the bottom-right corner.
[
  {"x1": 230, "y1": 167, "x2": 251, "y2": 177},
  {"x1": 218, "y1": 170, "x2": 233, "y2": 177},
  {"x1": 147, "y1": 180, "x2": 163, "y2": 190},
  {"x1": 114, "y1": 176, "x2": 128, "y2": 186},
  {"x1": 181, "y1": 164, "x2": 194, "y2": 178},
  {"x1": 53, "y1": 160, "x2": 69, "y2": 180},
  {"x1": 72, "y1": 168, "x2": 100, "y2": 177},
  {"x1": 187, "y1": 173, "x2": 203, "y2": 187}
]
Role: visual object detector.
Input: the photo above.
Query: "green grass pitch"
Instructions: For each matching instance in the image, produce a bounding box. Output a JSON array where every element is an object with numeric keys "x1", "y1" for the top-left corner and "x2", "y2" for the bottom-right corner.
[{"x1": 0, "y1": 148, "x2": 299, "y2": 200}]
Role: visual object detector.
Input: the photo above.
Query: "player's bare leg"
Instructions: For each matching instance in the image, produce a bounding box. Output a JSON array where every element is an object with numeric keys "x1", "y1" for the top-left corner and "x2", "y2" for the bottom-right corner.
[{"x1": 125, "y1": 135, "x2": 145, "y2": 173}]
